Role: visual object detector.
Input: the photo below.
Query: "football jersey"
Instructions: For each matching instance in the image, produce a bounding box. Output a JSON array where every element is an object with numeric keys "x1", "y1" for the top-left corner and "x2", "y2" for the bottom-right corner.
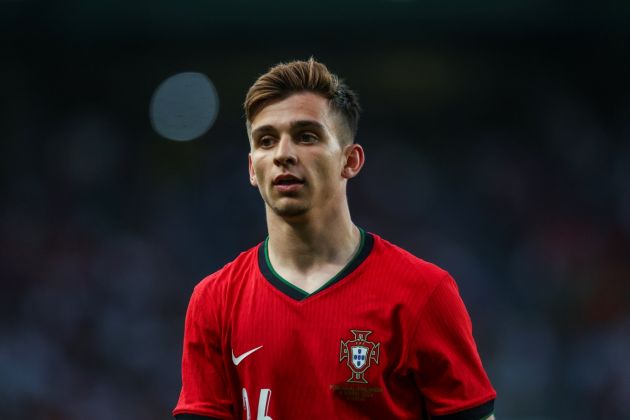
[{"x1": 174, "y1": 229, "x2": 496, "y2": 419}]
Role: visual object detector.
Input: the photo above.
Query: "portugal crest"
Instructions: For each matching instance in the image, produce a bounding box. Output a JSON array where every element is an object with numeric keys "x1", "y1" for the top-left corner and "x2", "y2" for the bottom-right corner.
[{"x1": 339, "y1": 330, "x2": 380, "y2": 383}]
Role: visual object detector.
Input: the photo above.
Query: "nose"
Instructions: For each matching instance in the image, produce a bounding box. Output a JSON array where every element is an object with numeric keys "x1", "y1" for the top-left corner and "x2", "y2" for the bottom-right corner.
[{"x1": 273, "y1": 134, "x2": 297, "y2": 167}]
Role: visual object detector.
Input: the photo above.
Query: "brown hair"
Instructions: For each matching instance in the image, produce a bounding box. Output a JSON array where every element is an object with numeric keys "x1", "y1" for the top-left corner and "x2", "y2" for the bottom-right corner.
[{"x1": 244, "y1": 58, "x2": 361, "y2": 143}]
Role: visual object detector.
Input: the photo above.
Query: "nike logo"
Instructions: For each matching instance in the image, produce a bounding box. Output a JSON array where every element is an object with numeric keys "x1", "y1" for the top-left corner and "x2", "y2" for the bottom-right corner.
[{"x1": 231, "y1": 345, "x2": 263, "y2": 366}]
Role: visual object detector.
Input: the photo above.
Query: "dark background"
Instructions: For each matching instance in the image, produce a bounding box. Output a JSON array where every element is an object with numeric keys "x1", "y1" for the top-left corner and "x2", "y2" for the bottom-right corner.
[{"x1": 1, "y1": 1, "x2": 629, "y2": 419}]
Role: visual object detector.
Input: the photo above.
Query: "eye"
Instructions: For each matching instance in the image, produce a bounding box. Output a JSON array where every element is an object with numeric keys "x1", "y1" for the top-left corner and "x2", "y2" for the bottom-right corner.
[
  {"x1": 298, "y1": 132, "x2": 318, "y2": 143},
  {"x1": 258, "y1": 136, "x2": 276, "y2": 148}
]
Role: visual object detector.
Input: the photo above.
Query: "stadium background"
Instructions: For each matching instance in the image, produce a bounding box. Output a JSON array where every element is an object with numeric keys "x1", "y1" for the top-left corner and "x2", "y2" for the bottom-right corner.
[{"x1": 1, "y1": 1, "x2": 629, "y2": 419}]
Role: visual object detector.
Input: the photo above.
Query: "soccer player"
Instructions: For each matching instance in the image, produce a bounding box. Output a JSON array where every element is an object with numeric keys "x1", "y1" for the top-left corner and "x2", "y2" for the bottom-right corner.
[{"x1": 173, "y1": 59, "x2": 496, "y2": 419}]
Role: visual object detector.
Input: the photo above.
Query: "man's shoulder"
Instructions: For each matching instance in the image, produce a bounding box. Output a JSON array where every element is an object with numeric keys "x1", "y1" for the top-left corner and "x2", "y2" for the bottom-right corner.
[
  {"x1": 373, "y1": 235, "x2": 453, "y2": 303},
  {"x1": 370, "y1": 233, "x2": 450, "y2": 286},
  {"x1": 363, "y1": 232, "x2": 457, "y2": 313},
  {"x1": 194, "y1": 242, "x2": 262, "y2": 294}
]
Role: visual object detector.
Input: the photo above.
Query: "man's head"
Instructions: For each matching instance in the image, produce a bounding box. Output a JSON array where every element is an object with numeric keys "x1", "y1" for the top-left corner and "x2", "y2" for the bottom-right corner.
[
  {"x1": 245, "y1": 59, "x2": 365, "y2": 221},
  {"x1": 244, "y1": 58, "x2": 360, "y2": 146}
]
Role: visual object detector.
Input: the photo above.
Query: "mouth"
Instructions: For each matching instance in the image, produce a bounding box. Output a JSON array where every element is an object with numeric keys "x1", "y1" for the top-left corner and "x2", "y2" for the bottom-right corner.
[
  {"x1": 273, "y1": 174, "x2": 305, "y2": 186},
  {"x1": 273, "y1": 174, "x2": 305, "y2": 192}
]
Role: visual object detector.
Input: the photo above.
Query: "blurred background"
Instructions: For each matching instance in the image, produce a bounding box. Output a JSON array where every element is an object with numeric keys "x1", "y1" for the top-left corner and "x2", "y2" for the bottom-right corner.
[{"x1": 1, "y1": 1, "x2": 629, "y2": 419}]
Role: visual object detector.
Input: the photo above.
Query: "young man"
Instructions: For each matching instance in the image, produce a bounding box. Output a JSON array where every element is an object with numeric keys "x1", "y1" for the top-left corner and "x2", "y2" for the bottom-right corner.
[{"x1": 173, "y1": 59, "x2": 496, "y2": 419}]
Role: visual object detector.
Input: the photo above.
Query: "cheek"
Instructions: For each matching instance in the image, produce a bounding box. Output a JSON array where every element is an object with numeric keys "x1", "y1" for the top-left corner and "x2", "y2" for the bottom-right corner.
[
  {"x1": 313, "y1": 155, "x2": 343, "y2": 185},
  {"x1": 250, "y1": 156, "x2": 266, "y2": 179}
]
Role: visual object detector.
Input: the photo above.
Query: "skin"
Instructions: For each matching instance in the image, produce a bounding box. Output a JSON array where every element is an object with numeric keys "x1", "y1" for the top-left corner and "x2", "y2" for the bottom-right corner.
[{"x1": 248, "y1": 92, "x2": 365, "y2": 293}]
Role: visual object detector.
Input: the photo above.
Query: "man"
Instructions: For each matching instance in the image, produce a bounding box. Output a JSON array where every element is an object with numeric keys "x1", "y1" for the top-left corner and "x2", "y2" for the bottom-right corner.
[{"x1": 173, "y1": 58, "x2": 496, "y2": 419}]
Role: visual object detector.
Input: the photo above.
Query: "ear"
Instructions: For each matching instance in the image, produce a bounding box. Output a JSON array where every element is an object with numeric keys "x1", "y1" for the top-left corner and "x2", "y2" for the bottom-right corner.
[
  {"x1": 341, "y1": 143, "x2": 365, "y2": 179},
  {"x1": 248, "y1": 153, "x2": 258, "y2": 187}
]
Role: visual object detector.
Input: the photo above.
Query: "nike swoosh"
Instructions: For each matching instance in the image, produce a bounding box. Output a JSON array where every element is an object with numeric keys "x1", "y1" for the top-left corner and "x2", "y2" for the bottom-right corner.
[{"x1": 232, "y1": 345, "x2": 263, "y2": 366}]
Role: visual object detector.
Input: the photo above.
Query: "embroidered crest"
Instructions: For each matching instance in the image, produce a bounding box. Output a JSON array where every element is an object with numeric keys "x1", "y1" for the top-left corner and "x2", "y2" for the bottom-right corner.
[{"x1": 339, "y1": 330, "x2": 380, "y2": 383}]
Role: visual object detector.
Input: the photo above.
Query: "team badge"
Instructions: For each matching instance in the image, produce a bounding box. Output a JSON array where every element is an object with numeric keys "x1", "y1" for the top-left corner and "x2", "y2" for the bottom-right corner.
[{"x1": 339, "y1": 330, "x2": 380, "y2": 383}]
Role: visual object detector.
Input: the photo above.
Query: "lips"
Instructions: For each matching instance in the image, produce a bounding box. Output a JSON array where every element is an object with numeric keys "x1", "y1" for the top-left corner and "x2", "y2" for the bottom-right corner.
[
  {"x1": 272, "y1": 174, "x2": 305, "y2": 193},
  {"x1": 273, "y1": 174, "x2": 305, "y2": 185}
]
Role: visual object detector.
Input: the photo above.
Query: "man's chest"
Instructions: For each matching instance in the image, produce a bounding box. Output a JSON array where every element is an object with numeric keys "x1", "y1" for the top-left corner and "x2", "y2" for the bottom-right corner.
[{"x1": 221, "y1": 286, "x2": 422, "y2": 419}]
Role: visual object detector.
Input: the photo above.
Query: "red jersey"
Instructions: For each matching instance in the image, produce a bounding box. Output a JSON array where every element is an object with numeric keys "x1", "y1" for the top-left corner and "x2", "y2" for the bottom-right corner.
[{"x1": 174, "y1": 230, "x2": 496, "y2": 419}]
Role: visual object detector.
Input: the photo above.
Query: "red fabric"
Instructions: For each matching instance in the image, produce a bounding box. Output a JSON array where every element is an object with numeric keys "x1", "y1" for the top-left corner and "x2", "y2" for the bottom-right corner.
[{"x1": 174, "y1": 233, "x2": 495, "y2": 419}]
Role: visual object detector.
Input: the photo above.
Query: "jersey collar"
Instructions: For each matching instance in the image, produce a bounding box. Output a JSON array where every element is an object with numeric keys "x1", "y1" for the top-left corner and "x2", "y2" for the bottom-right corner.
[{"x1": 258, "y1": 228, "x2": 374, "y2": 301}]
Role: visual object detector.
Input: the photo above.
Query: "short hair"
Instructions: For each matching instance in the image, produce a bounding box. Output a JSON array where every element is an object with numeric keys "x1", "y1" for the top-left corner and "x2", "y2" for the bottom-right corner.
[{"x1": 244, "y1": 58, "x2": 361, "y2": 144}]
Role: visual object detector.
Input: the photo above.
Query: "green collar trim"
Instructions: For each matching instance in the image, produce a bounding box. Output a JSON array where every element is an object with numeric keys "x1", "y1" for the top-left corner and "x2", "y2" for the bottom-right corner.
[{"x1": 260, "y1": 227, "x2": 371, "y2": 301}]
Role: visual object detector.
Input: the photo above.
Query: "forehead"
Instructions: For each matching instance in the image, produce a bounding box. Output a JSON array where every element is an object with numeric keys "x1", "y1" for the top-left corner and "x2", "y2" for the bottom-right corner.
[{"x1": 250, "y1": 92, "x2": 333, "y2": 131}]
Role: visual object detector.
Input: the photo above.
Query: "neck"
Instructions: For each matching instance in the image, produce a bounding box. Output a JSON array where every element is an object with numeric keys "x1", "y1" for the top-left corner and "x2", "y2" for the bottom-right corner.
[{"x1": 265, "y1": 199, "x2": 359, "y2": 274}]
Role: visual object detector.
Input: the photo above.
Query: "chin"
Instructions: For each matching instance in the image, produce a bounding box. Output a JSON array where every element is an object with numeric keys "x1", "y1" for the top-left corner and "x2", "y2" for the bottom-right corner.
[
  {"x1": 266, "y1": 196, "x2": 311, "y2": 218},
  {"x1": 271, "y1": 204, "x2": 310, "y2": 218}
]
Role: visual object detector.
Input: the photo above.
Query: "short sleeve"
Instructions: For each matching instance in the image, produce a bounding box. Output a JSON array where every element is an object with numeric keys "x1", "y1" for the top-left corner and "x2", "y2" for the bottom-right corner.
[
  {"x1": 173, "y1": 284, "x2": 234, "y2": 419},
  {"x1": 410, "y1": 275, "x2": 496, "y2": 418}
]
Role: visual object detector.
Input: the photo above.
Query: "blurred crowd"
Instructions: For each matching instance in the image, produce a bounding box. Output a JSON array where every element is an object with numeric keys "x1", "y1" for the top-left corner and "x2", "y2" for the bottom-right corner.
[{"x1": 1, "y1": 43, "x2": 629, "y2": 419}]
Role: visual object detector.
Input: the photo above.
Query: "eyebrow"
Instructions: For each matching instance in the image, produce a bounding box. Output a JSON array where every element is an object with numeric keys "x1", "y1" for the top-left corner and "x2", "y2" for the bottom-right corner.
[
  {"x1": 291, "y1": 120, "x2": 326, "y2": 132},
  {"x1": 251, "y1": 120, "x2": 326, "y2": 138}
]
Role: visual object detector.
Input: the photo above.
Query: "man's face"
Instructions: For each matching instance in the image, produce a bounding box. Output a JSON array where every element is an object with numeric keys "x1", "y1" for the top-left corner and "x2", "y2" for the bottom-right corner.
[{"x1": 248, "y1": 92, "x2": 350, "y2": 219}]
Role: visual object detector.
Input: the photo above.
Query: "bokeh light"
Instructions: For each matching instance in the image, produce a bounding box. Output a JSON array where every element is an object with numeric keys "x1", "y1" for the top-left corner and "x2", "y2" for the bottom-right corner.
[{"x1": 149, "y1": 72, "x2": 219, "y2": 142}]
